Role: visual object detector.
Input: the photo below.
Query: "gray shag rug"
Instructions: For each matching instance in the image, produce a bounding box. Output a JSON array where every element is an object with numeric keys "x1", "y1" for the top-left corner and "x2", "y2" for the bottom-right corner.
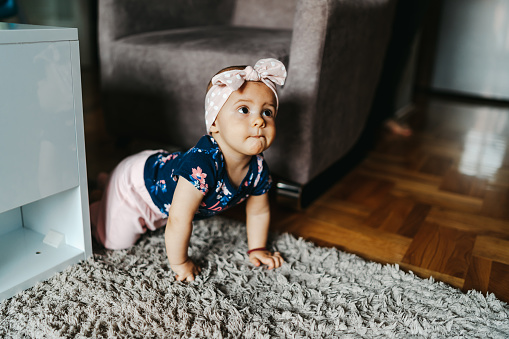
[{"x1": 1, "y1": 217, "x2": 508, "y2": 338}]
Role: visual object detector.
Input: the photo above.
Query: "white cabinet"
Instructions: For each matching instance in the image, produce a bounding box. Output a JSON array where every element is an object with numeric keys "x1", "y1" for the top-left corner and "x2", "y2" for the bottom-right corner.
[{"x1": 0, "y1": 23, "x2": 92, "y2": 301}]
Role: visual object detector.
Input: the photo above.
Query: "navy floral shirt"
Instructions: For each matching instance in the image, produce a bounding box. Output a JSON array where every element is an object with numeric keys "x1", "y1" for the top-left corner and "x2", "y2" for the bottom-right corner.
[{"x1": 144, "y1": 135, "x2": 272, "y2": 220}]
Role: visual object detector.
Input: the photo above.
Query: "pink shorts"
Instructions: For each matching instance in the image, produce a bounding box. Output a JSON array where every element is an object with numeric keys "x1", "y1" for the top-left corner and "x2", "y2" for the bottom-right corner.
[{"x1": 89, "y1": 150, "x2": 167, "y2": 249}]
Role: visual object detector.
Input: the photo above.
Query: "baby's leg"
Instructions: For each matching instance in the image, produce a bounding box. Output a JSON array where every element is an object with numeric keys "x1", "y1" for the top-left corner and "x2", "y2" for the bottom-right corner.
[
  {"x1": 90, "y1": 170, "x2": 145, "y2": 249},
  {"x1": 90, "y1": 151, "x2": 166, "y2": 250}
]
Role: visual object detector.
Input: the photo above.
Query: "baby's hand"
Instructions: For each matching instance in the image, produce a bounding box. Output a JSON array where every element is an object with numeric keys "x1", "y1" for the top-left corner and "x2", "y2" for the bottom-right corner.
[
  {"x1": 170, "y1": 258, "x2": 201, "y2": 282},
  {"x1": 249, "y1": 250, "x2": 284, "y2": 270}
]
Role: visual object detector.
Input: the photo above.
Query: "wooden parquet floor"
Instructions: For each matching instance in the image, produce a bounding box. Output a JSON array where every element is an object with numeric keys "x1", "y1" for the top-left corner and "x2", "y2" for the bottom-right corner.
[{"x1": 82, "y1": 68, "x2": 509, "y2": 303}]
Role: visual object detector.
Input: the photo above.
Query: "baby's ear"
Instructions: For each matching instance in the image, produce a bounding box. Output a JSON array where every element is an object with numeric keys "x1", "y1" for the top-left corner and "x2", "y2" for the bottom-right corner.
[{"x1": 209, "y1": 121, "x2": 219, "y2": 133}]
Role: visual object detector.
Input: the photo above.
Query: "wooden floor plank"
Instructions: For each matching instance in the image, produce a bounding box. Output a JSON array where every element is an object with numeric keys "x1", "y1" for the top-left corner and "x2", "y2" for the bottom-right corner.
[
  {"x1": 419, "y1": 154, "x2": 455, "y2": 176},
  {"x1": 463, "y1": 256, "x2": 492, "y2": 294},
  {"x1": 402, "y1": 222, "x2": 475, "y2": 279},
  {"x1": 439, "y1": 169, "x2": 488, "y2": 198},
  {"x1": 336, "y1": 175, "x2": 395, "y2": 209},
  {"x1": 488, "y1": 261, "x2": 509, "y2": 298},
  {"x1": 311, "y1": 194, "x2": 372, "y2": 219},
  {"x1": 426, "y1": 207, "x2": 509, "y2": 239},
  {"x1": 361, "y1": 166, "x2": 442, "y2": 188},
  {"x1": 359, "y1": 167, "x2": 485, "y2": 209},
  {"x1": 482, "y1": 187, "x2": 509, "y2": 220},
  {"x1": 286, "y1": 216, "x2": 412, "y2": 264},
  {"x1": 363, "y1": 196, "x2": 416, "y2": 233},
  {"x1": 404, "y1": 135, "x2": 464, "y2": 159},
  {"x1": 397, "y1": 203, "x2": 432, "y2": 238},
  {"x1": 472, "y1": 236, "x2": 509, "y2": 265},
  {"x1": 304, "y1": 204, "x2": 366, "y2": 229},
  {"x1": 390, "y1": 186, "x2": 484, "y2": 214},
  {"x1": 362, "y1": 156, "x2": 443, "y2": 184}
]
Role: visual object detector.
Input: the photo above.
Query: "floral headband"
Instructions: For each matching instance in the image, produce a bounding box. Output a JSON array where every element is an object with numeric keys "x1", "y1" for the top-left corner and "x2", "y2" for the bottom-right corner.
[{"x1": 205, "y1": 58, "x2": 287, "y2": 133}]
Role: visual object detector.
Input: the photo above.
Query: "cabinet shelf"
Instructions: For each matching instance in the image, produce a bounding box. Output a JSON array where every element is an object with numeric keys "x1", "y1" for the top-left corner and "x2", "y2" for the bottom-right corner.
[{"x1": 0, "y1": 227, "x2": 84, "y2": 300}]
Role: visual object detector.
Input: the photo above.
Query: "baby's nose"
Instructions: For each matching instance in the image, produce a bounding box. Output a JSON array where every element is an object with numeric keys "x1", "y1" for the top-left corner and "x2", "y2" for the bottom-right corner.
[{"x1": 252, "y1": 114, "x2": 265, "y2": 127}]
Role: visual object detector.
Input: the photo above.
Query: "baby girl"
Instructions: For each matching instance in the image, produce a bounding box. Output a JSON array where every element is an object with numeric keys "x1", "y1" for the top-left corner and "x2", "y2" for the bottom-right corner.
[{"x1": 90, "y1": 58, "x2": 286, "y2": 281}]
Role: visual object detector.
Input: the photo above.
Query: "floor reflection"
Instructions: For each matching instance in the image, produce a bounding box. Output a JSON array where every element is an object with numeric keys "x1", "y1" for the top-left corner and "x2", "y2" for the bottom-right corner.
[{"x1": 458, "y1": 107, "x2": 508, "y2": 178}]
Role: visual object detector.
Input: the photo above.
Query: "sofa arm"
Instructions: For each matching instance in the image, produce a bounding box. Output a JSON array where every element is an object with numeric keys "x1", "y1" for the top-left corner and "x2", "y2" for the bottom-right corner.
[
  {"x1": 98, "y1": 0, "x2": 235, "y2": 43},
  {"x1": 272, "y1": 0, "x2": 397, "y2": 184}
]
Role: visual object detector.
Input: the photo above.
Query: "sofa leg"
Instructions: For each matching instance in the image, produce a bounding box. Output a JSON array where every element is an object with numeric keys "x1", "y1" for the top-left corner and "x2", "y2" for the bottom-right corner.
[{"x1": 275, "y1": 180, "x2": 302, "y2": 210}]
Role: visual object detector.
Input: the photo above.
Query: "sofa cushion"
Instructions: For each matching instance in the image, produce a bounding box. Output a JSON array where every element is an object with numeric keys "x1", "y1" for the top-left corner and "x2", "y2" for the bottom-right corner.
[{"x1": 101, "y1": 26, "x2": 291, "y2": 148}]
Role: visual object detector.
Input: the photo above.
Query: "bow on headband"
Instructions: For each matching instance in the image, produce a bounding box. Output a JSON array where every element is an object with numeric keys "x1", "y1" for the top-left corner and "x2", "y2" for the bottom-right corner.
[{"x1": 205, "y1": 58, "x2": 287, "y2": 133}]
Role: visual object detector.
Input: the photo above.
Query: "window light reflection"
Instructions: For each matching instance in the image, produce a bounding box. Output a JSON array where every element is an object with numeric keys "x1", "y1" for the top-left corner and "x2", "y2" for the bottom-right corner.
[{"x1": 458, "y1": 108, "x2": 508, "y2": 178}]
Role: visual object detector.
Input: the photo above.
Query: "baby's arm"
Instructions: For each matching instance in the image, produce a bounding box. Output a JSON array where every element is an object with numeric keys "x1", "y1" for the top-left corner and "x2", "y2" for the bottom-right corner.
[
  {"x1": 165, "y1": 177, "x2": 203, "y2": 281},
  {"x1": 245, "y1": 193, "x2": 284, "y2": 269}
]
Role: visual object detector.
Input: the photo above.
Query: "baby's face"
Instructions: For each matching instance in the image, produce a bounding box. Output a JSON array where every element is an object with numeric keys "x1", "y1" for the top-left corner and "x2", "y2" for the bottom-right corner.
[{"x1": 210, "y1": 81, "x2": 277, "y2": 157}]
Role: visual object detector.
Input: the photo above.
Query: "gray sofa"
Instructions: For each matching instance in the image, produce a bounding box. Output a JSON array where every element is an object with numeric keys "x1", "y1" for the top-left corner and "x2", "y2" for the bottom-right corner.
[{"x1": 98, "y1": 0, "x2": 397, "y2": 207}]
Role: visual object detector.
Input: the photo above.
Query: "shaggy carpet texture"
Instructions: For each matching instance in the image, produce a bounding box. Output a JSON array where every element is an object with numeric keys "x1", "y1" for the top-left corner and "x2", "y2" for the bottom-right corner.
[{"x1": 1, "y1": 217, "x2": 508, "y2": 338}]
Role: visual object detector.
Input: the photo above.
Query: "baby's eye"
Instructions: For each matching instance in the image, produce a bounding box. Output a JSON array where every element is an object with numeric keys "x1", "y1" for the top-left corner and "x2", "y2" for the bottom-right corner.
[
  {"x1": 238, "y1": 107, "x2": 249, "y2": 114},
  {"x1": 262, "y1": 109, "x2": 274, "y2": 117}
]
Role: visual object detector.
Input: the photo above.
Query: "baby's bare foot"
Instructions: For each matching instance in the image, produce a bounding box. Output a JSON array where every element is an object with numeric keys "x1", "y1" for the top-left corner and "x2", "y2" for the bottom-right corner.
[{"x1": 385, "y1": 119, "x2": 412, "y2": 137}]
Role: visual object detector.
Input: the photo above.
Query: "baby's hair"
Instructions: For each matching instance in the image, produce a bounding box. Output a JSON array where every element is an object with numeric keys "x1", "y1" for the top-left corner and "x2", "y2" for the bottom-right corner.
[{"x1": 206, "y1": 65, "x2": 247, "y2": 93}]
